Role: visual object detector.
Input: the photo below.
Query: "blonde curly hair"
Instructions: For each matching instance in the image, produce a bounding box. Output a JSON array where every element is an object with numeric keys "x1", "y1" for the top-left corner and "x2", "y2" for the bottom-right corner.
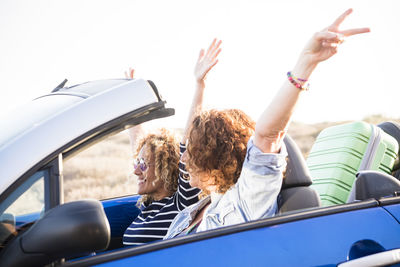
[
  {"x1": 135, "y1": 128, "x2": 180, "y2": 205},
  {"x1": 186, "y1": 109, "x2": 255, "y2": 194}
]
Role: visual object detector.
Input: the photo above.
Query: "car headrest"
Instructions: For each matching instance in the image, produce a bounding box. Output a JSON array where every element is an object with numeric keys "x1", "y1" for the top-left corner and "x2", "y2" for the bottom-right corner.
[
  {"x1": 356, "y1": 170, "x2": 400, "y2": 200},
  {"x1": 377, "y1": 121, "x2": 400, "y2": 154},
  {"x1": 282, "y1": 135, "x2": 313, "y2": 189},
  {"x1": 378, "y1": 121, "x2": 400, "y2": 172}
]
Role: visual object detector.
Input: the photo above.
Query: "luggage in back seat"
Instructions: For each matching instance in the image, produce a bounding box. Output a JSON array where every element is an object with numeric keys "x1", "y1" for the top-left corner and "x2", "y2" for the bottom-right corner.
[{"x1": 306, "y1": 121, "x2": 399, "y2": 206}]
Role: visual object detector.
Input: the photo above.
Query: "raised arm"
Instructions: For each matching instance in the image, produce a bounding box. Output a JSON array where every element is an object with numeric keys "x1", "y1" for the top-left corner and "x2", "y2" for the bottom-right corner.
[
  {"x1": 124, "y1": 67, "x2": 135, "y2": 80},
  {"x1": 182, "y1": 38, "x2": 222, "y2": 143},
  {"x1": 254, "y1": 9, "x2": 370, "y2": 153},
  {"x1": 176, "y1": 40, "x2": 221, "y2": 207},
  {"x1": 124, "y1": 68, "x2": 146, "y2": 153}
]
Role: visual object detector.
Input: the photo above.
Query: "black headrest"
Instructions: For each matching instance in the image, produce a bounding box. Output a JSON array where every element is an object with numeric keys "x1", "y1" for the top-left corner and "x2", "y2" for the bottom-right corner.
[
  {"x1": 377, "y1": 121, "x2": 400, "y2": 154},
  {"x1": 282, "y1": 135, "x2": 313, "y2": 189},
  {"x1": 378, "y1": 121, "x2": 400, "y2": 172},
  {"x1": 356, "y1": 170, "x2": 400, "y2": 200}
]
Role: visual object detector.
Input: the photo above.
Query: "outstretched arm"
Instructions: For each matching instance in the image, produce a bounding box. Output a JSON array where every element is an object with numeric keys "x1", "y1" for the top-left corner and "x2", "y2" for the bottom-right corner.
[
  {"x1": 124, "y1": 68, "x2": 135, "y2": 80},
  {"x1": 182, "y1": 38, "x2": 222, "y2": 143},
  {"x1": 124, "y1": 68, "x2": 146, "y2": 153},
  {"x1": 175, "y1": 39, "x2": 221, "y2": 207},
  {"x1": 254, "y1": 9, "x2": 370, "y2": 153}
]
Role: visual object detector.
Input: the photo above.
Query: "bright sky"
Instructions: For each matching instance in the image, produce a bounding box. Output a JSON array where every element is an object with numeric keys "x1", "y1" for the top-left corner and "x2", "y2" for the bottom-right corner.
[{"x1": 0, "y1": 0, "x2": 399, "y2": 129}]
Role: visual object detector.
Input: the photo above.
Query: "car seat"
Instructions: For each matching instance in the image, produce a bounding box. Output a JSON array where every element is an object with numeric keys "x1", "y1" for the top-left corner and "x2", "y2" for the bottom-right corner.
[
  {"x1": 349, "y1": 121, "x2": 400, "y2": 201},
  {"x1": 345, "y1": 121, "x2": 400, "y2": 202},
  {"x1": 377, "y1": 121, "x2": 400, "y2": 180},
  {"x1": 354, "y1": 170, "x2": 400, "y2": 200},
  {"x1": 277, "y1": 135, "x2": 321, "y2": 214}
]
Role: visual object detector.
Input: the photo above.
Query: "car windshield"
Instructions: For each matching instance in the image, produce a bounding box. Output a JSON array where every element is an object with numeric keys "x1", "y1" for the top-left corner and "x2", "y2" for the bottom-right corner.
[{"x1": 0, "y1": 95, "x2": 83, "y2": 149}]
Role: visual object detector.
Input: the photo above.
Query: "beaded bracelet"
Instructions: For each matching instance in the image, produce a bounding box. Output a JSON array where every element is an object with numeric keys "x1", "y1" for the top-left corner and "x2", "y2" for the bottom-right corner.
[
  {"x1": 287, "y1": 71, "x2": 310, "y2": 91},
  {"x1": 290, "y1": 72, "x2": 308, "y2": 82}
]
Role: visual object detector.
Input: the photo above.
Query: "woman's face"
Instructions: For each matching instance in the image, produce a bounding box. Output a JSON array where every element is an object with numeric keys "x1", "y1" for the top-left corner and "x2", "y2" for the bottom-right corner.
[
  {"x1": 134, "y1": 145, "x2": 168, "y2": 199},
  {"x1": 182, "y1": 150, "x2": 212, "y2": 191}
]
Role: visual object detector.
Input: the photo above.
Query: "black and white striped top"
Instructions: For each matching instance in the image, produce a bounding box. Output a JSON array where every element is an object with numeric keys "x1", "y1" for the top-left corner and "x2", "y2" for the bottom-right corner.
[{"x1": 123, "y1": 143, "x2": 201, "y2": 246}]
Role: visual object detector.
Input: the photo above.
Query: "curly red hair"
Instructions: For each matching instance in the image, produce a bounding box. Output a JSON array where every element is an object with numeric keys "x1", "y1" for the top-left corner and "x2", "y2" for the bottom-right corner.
[{"x1": 186, "y1": 109, "x2": 255, "y2": 194}]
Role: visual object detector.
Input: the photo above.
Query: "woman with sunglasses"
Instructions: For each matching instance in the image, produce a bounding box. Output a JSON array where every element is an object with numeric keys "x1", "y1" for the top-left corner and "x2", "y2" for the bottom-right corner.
[
  {"x1": 123, "y1": 39, "x2": 222, "y2": 246},
  {"x1": 164, "y1": 9, "x2": 370, "y2": 238}
]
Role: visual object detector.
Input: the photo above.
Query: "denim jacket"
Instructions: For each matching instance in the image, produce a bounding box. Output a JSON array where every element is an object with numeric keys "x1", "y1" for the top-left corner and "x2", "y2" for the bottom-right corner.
[{"x1": 164, "y1": 137, "x2": 287, "y2": 239}]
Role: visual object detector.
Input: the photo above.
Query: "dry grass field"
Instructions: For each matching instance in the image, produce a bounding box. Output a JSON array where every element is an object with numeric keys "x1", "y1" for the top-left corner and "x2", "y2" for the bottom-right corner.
[
  {"x1": 63, "y1": 132, "x2": 135, "y2": 203},
  {"x1": 62, "y1": 115, "x2": 400, "y2": 203}
]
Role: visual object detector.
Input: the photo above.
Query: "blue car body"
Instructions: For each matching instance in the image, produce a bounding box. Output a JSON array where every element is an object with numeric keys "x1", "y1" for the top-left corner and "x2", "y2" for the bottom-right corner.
[{"x1": 58, "y1": 197, "x2": 398, "y2": 267}]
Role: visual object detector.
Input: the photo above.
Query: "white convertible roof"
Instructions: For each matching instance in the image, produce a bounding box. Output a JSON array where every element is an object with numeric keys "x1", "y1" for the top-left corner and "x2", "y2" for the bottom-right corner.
[{"x1": 0, "y1": 79, "x2": 162, "y2": 195}]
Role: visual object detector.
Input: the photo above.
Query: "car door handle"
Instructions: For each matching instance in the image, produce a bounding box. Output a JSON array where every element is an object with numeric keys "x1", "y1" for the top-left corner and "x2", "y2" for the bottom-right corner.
[{"x1": 337, "y1": 248, "x2": 400, "y2": 267}]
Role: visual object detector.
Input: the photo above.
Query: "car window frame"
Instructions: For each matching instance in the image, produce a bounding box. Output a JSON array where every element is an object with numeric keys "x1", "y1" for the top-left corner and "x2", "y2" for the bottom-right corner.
[
  {"x1": 0, "y1": 101, "x2": 173, "y2": 206},
  {"x1": 0, "y1": 156, "x2": 63, "y2": 216},
  {"x1": 0, "y1": 170, "x2": 48, "y2": 216},
  {"x1": 0, "y1": 100, "x2": 174, "y2": 258},
  {"x1": 0, "y1": 167, "x2": 52, "y2": 251}
]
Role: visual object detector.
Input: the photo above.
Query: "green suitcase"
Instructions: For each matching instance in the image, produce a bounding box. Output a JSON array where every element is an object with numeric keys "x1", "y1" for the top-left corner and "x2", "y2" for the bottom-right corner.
[{"x1": 307, "y1": 121, "x2": 398, "y2": 206}]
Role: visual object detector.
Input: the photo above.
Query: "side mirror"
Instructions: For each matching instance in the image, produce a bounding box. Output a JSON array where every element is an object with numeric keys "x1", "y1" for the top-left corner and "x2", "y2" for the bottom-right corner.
[
  {"x1": 0, "y1": 200, "x2": 110, "y2": 267},
  {"x1": 355, "y1": 171, "x2": 400, "y2": 200},
  {"x1": 0, "y1": 213, "x2": 15, "y2": 225},
  {"x1": 0, "y1": 213, "x2": 16, "y2": 245}
]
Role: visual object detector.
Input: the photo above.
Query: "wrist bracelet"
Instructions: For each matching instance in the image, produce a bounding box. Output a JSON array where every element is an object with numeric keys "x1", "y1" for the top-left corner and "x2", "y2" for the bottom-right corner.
[{"x1": 287, "y1": 71, "x2": 310, "y2": 91}]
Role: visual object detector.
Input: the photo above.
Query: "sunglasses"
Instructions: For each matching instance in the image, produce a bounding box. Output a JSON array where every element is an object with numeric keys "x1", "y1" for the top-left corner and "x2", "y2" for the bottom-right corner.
[{"x1": 134, "y1": 158, "x2": 151, "y2": 172}]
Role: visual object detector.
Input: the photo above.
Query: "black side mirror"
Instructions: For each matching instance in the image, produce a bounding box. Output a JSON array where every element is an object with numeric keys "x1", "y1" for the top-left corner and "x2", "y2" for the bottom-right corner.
[
  {"x1": 356, "y1": 170, "x2": 400, "y2": 200},
  {"x1": 0, "y1": 200, "x2": 110, "y2": 267}
]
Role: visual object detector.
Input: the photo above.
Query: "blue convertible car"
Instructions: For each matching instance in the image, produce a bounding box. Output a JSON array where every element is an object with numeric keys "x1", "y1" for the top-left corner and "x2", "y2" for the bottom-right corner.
[{"x1": 0, "y1": 79, "x2": 399, "y2": 267}]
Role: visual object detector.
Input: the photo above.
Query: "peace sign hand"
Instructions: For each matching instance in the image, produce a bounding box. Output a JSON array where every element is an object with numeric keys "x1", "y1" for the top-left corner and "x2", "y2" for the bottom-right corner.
[{"x1": 301, "y1": 9, "x2": 370, "y2": 66}]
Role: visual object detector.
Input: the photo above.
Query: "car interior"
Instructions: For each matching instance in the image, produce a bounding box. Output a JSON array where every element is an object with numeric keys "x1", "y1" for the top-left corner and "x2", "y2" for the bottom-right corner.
[
  {"x1": 1, "y1": 121, "x2": 400, "y2": 267},
  {"x1": 353, "y1": 121, "x2": 400, "y2": 201},
  {"x1": 277, "y1": 135, "x2": 321, "y2": 213}
]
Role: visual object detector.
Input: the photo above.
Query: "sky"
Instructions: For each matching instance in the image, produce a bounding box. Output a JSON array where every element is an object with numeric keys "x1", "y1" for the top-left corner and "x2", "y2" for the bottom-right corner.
[{"x1": 0, "y1": 0, "x2": 399, "y2": 129}]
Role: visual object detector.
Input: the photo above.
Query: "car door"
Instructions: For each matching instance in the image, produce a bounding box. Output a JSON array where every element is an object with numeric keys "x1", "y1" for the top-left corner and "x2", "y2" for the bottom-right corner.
[
  {"x1": 62, "y1": 198, "x2": 400, "y2": 267},
  {"x1": 0, "y1": 79, "x2": 175, "y2": 263},
  {"x1": 382, "y1": 197, "x2": 400, "y2": 223}
]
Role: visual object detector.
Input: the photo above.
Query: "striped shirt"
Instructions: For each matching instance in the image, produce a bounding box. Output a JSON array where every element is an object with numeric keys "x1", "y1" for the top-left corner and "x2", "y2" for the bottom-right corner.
[{"x1": 123, "y1": 143, "x2": 201, "y2": 246}]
